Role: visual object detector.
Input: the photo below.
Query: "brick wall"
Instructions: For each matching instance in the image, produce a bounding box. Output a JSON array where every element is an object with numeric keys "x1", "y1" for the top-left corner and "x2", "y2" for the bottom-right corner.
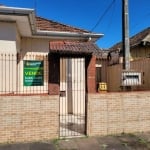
[
  {"x1": 0, "y1": 95, "x2": 59, "y2": 143},
  {"x1": 87, "y1": 92, "x2": 150, "y2": 136},
  {"x1": 1, "y1": 90, "x2": 150, "y2": 143}
]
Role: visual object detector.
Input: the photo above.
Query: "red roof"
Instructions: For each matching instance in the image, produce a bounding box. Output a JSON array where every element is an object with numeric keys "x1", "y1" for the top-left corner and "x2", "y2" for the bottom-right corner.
[
  {"x1": 36, "y1": 17, "x2": 89, "y2": 33},
  {"x1": 36, "y1": 17, "x2": 106, "y2": 57}
]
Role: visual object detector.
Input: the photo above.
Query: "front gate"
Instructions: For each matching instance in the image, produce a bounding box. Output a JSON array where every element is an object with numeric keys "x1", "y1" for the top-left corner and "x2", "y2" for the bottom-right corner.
[{"x1": 59, "y1": 57, "x2": 86, "y2": 137}]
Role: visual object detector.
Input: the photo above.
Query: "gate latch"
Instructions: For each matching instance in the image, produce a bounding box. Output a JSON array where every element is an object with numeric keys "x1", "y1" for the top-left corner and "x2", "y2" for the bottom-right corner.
[{"x1": 60, "y1": 91, "x2": 66, "y2": 97}]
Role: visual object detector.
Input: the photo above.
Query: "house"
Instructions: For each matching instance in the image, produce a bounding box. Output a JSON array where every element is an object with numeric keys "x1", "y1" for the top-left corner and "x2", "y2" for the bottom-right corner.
[
  {"x1": 106, "y1": 27, "x2": 150, "y2": 92},
  {"x1": 0, "y1": 5, "x2": 104, "y2": 94},
  {"x1": 0, "y1": 5, "x2": 105, "y2": 142},
  {"x1": 1, "y1": 5, "x2": 150, "y2": 145},
  {"x1": 108, "y1": 27, "x2": 150, "y2": 65}
]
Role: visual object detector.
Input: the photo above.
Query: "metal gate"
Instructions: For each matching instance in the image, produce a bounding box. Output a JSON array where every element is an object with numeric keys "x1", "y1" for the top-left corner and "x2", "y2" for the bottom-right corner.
[{"x1": 59, "y1": 57, "x2": 86, "y2": 137}]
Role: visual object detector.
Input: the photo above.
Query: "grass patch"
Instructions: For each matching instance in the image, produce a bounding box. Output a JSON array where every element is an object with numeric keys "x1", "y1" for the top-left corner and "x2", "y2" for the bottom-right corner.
[
  {"x1": 122, "y1": 142, "x2": 128, "y2": 148},
  {"x1": 101, "y1": 144, "x2": 108, "y2": 150},
  {"x1": 138, "y1": 138, "x2": 147, "y2": 145}
]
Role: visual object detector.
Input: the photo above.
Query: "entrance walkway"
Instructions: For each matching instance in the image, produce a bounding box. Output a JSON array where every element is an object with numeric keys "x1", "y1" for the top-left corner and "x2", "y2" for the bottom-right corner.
[{"x1": 60, "y1": 114, "x2": 85, "y2": 137}]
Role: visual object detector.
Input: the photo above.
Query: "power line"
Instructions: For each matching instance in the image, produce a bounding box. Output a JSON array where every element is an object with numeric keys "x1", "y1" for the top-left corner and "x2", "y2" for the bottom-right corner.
[
  {"x1": 103, "y1": 0, "x2": 116, "y2": 33},
  {"x1": 97, "y1": 1, "x2": 116, "y2": 48},
  {"x1": 91, "y1": 0, "x2": 116, "y2": 32},
  {"x1": 34, "y1": 0, "x2": 37, "y2": 15}
]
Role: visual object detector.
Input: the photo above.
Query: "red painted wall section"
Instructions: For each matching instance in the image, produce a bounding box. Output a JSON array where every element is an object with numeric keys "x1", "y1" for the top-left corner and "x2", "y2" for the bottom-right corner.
[
  {"x1": 48, "y1": 54, "x2": 60, "y2": 95},
  {"x1": 87, "y1": 55, "x2": 96, "y2": 93}
]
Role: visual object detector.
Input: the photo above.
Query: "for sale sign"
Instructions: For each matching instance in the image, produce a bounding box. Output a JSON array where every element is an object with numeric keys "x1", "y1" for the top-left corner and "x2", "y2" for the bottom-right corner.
[{"x1": 24, "y1": 60, "x2": 44, "y2": 86}]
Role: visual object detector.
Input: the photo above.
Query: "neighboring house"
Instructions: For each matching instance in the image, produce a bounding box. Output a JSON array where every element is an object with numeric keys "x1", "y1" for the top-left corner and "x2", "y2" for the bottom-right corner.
[
  {"x1": 106, "y1": 27, "x2": 150, "y2": 92},
  {"x1": 108, "y1": 27, "x2": 150, "y2": 65},
  {"x1": 95, "y1": 49, "x2": 108, "y2": 91}
]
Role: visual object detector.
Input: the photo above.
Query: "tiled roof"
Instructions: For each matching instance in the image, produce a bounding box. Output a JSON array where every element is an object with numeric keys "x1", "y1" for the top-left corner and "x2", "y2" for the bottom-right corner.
[
  {"x1": 95, "y1": 50, "x2": 108, "y2": 59},
  {"x1": 49, "y1": 41, "x2": 103, "y2": 55},
  {"x1": 110, "y1": 27, "x2": 150, "y2": 51},
  {"x1": 36, "y1": 17, "x2": 106, "y2": 57},
  {"x1": 36, "y1": 17, "x2": 90, "y2": 33},
  {"x1": 36, "y1": 17, "x2": 106, "y2": 58}
]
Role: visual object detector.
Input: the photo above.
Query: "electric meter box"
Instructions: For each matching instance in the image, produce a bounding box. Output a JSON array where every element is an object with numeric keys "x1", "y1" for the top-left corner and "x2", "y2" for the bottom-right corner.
[{"x1": 121, "y1": 71, "x2": 142, "y2": 86}]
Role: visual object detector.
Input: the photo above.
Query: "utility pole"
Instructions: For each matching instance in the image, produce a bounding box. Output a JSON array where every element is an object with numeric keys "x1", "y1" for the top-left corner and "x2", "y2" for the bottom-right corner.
[{"x1": 122, "y1": 0, "x2": 130, "y2": 70}]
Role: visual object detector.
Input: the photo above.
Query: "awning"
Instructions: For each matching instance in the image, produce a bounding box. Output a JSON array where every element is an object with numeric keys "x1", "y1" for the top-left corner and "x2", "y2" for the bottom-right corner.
[{"x1": 49, "y1": 41, "x2": 100, "y2": 55}]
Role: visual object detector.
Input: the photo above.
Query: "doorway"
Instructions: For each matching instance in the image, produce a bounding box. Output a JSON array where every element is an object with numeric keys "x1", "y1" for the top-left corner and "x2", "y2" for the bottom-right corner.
[{"x1": 59, "y1": 57, "x2": 86, "y2": 137}]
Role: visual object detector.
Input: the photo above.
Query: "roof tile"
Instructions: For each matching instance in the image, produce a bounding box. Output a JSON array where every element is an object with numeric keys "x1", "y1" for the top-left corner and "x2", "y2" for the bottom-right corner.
[
  {"x1": 110, "y1": 27, "x2": 150, "y2": 51},
  {"x1": 36, "y1": 17, "x2": 89, "y2": 33},
  {"x1": 49, "y1": 41, "x2": 102, "y2": 55}
]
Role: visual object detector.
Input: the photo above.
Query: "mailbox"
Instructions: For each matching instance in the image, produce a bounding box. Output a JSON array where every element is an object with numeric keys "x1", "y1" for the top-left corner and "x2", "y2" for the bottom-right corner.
[{"x1": 122, "y1": 71, "x2": 142, "y2": 86}]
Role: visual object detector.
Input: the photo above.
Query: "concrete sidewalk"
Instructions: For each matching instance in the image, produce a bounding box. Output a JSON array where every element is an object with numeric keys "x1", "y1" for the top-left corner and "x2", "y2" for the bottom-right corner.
[
  {"x1": 0, "y1": 142, "x2": 56, "y2": 150},
  {"x1": 0, "y1": 138, "x2": 100, "y2": 150},
  {"x1": 55, "y1": 132, "x2": 150, "y2": 150},
  {"x1": 0, "y1": 132, "x2": 150, "y2": 150}
]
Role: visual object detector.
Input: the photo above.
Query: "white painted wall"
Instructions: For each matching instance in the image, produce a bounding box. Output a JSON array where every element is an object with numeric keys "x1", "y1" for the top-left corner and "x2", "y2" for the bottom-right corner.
[
  {"x1": 0, "y1": 23, "x2": 50, "y2": 94},
  {"x1": 21, "y1": 37, "x2": 50, "y2": 54},
  {"x1": 0, "y1": 22, "x2": 18, "y2": 93},
  {"x1": 0, "y1": 22, "x2": 18, "y2": 53},
  {"x1": 0, "y1": 53, "x2": 17, "y2": 93},
  {"x1": 16, "y1": 37, "x2": 50, "y2": 94},
  {"x1": 60, "y1": 58, "x2": 85, "y2": 115},
  {"x1": 72, "y1": 58, "x2": 85, "y2": 114},
  {"x1": 17, "y1": 53, "x2": 49, "y2": 94}
]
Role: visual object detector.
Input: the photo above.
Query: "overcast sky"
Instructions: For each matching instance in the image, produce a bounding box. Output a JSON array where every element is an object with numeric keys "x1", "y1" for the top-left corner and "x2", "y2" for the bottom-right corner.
[{"x1": 0, "y1": 0, "x2": 150, "y2": 49}]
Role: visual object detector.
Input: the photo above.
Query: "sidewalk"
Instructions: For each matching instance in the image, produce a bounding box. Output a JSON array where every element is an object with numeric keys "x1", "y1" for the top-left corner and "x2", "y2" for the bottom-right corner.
[
  {"x1": 56, "y1": 132, "x2": 150, "y2": 150},
  {"x1": 0, "y1": 132, "x2": 150, "y2": 150},
  {"x1": 0, "y1": 142, "x2": 55, "y2": 150}
]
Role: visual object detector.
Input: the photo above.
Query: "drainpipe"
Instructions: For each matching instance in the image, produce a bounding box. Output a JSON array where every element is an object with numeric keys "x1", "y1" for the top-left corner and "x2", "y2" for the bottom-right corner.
[{"x1": 35, "y1": 30, "x2": 103, "y2": 41}]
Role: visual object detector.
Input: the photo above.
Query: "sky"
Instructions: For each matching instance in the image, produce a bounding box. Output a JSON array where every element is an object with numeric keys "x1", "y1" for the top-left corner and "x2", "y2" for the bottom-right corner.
[{"x1": 0, "y1": 0, "x2": 150, "y2": 49}]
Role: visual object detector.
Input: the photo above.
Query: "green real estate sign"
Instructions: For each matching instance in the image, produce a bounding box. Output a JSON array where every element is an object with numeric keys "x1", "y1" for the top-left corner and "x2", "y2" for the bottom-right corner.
[{"x1": 24, "y1": 60, "x2": 44, "y2": 86}]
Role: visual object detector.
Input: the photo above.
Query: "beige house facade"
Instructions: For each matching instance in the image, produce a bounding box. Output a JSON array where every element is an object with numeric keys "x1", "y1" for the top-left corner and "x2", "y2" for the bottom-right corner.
[{"x1": 1, "y1": 6, "x2": 150, "y2": 144}]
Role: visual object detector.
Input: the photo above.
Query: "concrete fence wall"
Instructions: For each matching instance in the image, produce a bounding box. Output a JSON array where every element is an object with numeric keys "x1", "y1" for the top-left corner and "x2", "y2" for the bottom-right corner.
[
  {"x1": 1, "y1": 91, "x2": 150, "y2": 143},
  {"x1": 87, "y1": 92, "x2": 150, "y2": 136},
  {"x1": 0, "y1": 95, "x2": 59, "y2": 143}
]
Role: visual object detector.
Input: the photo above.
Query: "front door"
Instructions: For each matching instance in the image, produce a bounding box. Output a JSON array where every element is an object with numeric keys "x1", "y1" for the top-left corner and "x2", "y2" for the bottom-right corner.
[{"x1": 59, "y1": 57, "x2": 86, "y2": 137}]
